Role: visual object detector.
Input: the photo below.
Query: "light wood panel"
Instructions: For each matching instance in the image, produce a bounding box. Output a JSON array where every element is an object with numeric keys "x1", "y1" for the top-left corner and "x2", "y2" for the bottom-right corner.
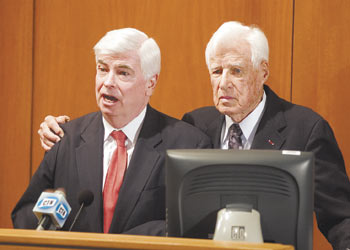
[
  {"x1": 0, "y1": 229, "x2": 294, "y2": 250},
  {"x1": 0, "y1": 0, "x2": 33, "y2": 228},
  {"x1": 31, "y1": 0, "x2": 293, "y2": 172},
  {"x1": 293, "y1": 1, "x2": 350, "y2": 249}
]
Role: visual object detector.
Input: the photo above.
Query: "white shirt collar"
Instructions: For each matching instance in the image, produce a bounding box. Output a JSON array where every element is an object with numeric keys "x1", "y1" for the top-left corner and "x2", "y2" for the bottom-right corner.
[
  {"x1": 102, "y1": 106, "x2": 147, "y2": 146},
  {"x1": 222, "y1": 91, "x2": 266, "y2": 148}
]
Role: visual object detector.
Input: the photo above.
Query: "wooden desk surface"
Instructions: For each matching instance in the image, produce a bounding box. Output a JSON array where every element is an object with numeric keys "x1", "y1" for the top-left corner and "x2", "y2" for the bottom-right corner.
[{"x1": 0, "y1": 229, "x2": 294, "y2": 250}]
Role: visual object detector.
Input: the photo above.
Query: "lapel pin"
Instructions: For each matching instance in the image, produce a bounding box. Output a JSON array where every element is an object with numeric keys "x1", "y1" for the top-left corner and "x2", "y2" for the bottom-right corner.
[{"x1": 268, "y1": 139, "x2": 275, "y2": 146}]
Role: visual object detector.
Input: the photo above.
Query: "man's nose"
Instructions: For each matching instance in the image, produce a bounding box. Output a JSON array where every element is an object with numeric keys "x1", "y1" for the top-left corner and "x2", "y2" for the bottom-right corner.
[
  {"x1": 104, "y1": 72, "x2": 116, "y2": 87},
  {"x1": 219, "y1": 69, "x2": 232, "y2": 90}
]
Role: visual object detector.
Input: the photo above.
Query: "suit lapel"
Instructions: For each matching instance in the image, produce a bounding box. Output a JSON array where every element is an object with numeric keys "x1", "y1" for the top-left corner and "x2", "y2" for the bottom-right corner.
[
  {"x1": 75, "y1": 112, "x2": 104, "y2": 232},
  {"x1": 109, "y1": 106, "x2": 162, "y2": 233},
  {"x1": 207, "y1": 114, "x2": 225, "y2": 148},
  {"x1": 251, "y1": 86, "x2": 287, "y2": 150}
]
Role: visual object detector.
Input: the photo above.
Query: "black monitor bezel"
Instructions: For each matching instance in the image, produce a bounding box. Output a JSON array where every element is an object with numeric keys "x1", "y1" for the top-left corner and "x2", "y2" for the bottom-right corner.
[{"x1": 166, "y1": 149, "x2": 314, "y2": 250}]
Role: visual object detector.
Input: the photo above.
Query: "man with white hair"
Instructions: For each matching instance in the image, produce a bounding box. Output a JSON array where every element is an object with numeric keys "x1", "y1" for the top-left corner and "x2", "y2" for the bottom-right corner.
[
  {"x1": 12, "y1": 28, "x2": 211, "y2": 235},
  {"x1": 182, "y1": 21, "x2": 350, "y2": 249}
]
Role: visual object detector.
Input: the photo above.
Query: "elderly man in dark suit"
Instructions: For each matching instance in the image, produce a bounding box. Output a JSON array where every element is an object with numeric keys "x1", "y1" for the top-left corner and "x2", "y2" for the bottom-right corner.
[
  {"x1": 182, "y1": 21, "x2": 350, "y2": 250},
  {"x1": 12, "y1": 28, "x2": 211, "y2": 235}
]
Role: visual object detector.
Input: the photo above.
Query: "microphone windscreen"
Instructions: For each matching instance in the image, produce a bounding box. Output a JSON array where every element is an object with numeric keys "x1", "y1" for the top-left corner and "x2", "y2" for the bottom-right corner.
[{"x1": 78, "y1": 190, "x2": 94, "y2": 207}]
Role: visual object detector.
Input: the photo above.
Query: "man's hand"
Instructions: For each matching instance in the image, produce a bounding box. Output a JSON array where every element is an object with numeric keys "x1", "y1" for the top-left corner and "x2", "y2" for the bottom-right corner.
[{"x1": 38, "y1": 115, "x2": 70, "y2": 151}]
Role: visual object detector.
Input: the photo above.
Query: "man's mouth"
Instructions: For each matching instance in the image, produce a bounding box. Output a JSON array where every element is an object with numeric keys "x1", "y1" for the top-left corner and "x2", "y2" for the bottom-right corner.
[
  {"x1": 220, "y1": 96, "x2": 233, "y2": 100},
  {"x1": 102, "y1": 94, "x2": 118, "y2": 103}
]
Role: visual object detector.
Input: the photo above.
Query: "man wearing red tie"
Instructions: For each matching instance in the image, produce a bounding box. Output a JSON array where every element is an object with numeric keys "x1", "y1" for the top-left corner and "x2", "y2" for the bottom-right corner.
[{"x1": 12, "y1": 28, "x2": 211, "y2": 235}]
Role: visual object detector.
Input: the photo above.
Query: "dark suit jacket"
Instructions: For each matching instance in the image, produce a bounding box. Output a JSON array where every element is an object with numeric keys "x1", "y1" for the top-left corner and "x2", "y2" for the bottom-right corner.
[
  {"x1": 12, "y1": 105, "x2": 212, "y2": 236},
  {"x1": 182, "y1": 85, "x2": 350, "y2": 250}
]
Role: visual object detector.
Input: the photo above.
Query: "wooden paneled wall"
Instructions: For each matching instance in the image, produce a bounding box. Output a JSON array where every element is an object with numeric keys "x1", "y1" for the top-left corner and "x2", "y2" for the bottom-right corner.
[
  {"x1": 0, "y1": 0, "x2": 33, "y2": 231},
  {"x1": 293, "y1": 0, "x2": 350, "y2": 172},
  {"x1": 1, "y1": 1, "x2": 349, "y2": 249}
]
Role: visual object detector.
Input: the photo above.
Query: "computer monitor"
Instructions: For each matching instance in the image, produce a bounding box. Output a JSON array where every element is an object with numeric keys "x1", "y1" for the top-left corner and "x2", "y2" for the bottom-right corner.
[{"x1": 166, "y1": 149, "x2": 314, "y2": 250}]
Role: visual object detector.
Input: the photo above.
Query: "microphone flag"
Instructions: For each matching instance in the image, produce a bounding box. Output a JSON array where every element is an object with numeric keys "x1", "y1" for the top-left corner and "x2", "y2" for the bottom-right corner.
[{"x1": 33, "y1": 190, "x2": 71, "y2": 229}]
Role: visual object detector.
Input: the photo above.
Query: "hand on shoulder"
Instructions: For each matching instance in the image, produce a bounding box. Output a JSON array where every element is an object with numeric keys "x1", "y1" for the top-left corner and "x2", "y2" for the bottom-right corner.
[{"x1": 38, "y1": 115, "x2": 70, "y2": 151}]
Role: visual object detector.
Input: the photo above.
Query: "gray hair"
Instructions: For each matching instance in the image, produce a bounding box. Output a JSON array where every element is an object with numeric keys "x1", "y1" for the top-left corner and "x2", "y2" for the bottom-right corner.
[
  {"x1": 205, "y1": 21, "x2": 269, "y2": 69},
  {"x1": 94, "y1": 28, "x2": 161, "y2": 80}
]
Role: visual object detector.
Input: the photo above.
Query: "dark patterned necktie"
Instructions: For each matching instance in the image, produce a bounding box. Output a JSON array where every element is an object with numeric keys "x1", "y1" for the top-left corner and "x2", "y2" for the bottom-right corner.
[{"x1": 228, "y1": 124, "x2": 243, "y2": 149}]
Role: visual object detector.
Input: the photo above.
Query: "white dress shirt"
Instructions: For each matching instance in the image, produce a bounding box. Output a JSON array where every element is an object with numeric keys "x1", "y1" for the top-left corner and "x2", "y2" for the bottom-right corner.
[
  {"x1": 221, "y1": 91, "x2": 266, "y2": 149},
  {"x1": 102, "y1": 107, "x2": 147, "y2": 188}
]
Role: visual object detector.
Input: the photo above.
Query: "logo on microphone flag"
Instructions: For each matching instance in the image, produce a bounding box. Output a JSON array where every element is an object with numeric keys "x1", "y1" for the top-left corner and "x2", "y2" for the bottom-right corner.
[
  {"x1": 38, "y1": 197, "x2": 58, "y2": 209},
  {"x1": 56, "y1": 203, "x2": 69, "y2": 220}
]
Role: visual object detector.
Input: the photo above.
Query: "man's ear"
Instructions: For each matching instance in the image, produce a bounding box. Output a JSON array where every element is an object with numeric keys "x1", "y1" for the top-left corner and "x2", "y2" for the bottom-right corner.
[
  {"x1": 145, "y1": 74, "x2": 158, "y2": 96},
  {"x1": 258, "y1": 60, "x2": 269, "y2": 85}
]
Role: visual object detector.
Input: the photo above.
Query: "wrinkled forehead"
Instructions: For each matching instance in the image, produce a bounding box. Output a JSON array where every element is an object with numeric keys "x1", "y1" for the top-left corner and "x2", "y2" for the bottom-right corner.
[
  {"x1": 210, "y1": 39, "x2": 252, "y2": 65},
  {"x1": 96, "y1": 50, "x2": 141, "y2": 65}
]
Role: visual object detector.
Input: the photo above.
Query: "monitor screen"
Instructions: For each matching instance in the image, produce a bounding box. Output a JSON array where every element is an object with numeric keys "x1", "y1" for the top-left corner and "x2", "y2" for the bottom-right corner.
[{"x1": 166, "y1": 149, "x2": 314, "y2": 250}]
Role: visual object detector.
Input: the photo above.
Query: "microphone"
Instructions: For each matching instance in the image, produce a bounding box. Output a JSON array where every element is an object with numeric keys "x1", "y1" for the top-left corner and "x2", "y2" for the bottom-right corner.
[
  {"x1": 68, "y1": 190, "x2": 94, "y2": 231},
  {"x1": 33, "y1": 190, "x2": 71, "y2": 231}
]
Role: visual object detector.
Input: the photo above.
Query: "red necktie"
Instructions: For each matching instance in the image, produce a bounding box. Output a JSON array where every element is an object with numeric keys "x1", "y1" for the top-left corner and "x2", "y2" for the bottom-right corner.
[{"x1": 103, "y1": 130, "x2": 127, "y2": 233}]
